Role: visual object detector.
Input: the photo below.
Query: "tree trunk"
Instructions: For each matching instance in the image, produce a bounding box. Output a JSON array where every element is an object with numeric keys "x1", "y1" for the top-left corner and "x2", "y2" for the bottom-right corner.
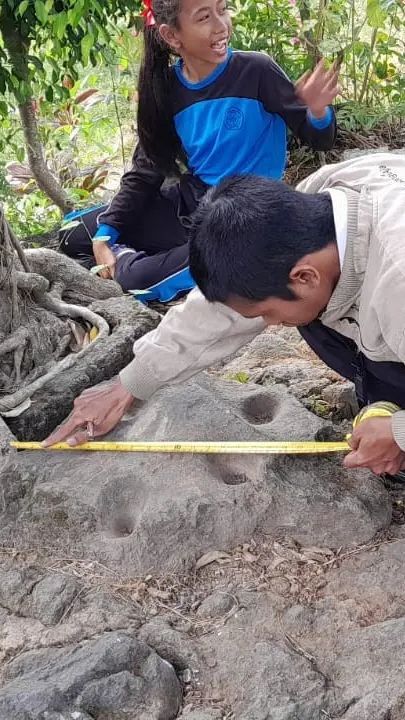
[
  {"x1": 18, "y1": 100, "x2": 74, "y2": 213},
  {"x1": 0, "y1": 5, "x2": 73, "y2": 213}
]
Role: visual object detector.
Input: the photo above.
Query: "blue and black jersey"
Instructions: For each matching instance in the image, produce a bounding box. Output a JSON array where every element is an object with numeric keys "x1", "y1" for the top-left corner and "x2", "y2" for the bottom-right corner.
[
  {"x1": 173, "y1": 48, "x2": 334, "y2": 185},
  {"x1": 97, "y1": 49, "x2": 336, "y2": 242}
]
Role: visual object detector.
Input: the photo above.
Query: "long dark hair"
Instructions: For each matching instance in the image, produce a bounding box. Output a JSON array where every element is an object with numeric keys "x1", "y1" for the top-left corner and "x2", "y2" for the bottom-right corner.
[{"x1": 137, "y1": 0, "x2": 186, "y2": 176}]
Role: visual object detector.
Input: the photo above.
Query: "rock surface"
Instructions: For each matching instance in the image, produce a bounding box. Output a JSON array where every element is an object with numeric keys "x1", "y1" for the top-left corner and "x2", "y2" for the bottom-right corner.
[
  {"x1": 1, "y1": 375, "x2": 390, "y2": 571},
  {"x1": 0, "y1": 631, "x2": 181, "y2": 720},
  {"x1": 0, "y1": 324, "x2": 403, "y2": 719}
]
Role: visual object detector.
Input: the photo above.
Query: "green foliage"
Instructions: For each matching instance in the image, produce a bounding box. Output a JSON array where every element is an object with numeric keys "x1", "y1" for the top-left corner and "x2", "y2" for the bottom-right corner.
[
  {"x1": 230, "y1": 0, "x2": 405, "y2": 105},
  {"x1": 226, "y1": 371, "x2": 251, "y2": 384},
  {"x1": 0, "y1": 0, "x2": 143, "y2": 108},
  {"x1": 0, "y1": 20, "x2": 141, "y2": 236},
  {"x1": 0, "y1": 0, "x2": 404, "y2": 237}
]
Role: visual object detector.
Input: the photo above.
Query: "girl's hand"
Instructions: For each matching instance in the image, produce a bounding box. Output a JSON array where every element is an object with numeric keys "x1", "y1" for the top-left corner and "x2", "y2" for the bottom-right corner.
[
  {"x1": 92, "y1": 241, "x2": 116, "y2": 280},
  {"x1": 343, "y1": 417, "x2": 405, "y2": 476},
  {"x1": 296, "y1": 59, "x2": 339, "y2": 119}
]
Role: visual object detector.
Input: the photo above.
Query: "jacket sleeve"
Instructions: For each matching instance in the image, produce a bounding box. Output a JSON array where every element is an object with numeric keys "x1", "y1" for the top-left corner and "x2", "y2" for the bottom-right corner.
[
  {"x1": 119, "y1": 288, "x2": 266, "y2": 400},
  {"x1": 259, "y1": 56, "x2": 336, "y2": 151},
  {"x1": 96, "y1": 143, "x2": 166, "y2": 238},
  {"x1": 371, "y1": 185, "x2": 405, "y2": 451}
]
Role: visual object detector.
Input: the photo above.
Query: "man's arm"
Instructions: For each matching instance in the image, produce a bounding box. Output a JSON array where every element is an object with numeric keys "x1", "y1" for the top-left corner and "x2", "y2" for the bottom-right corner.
[
  {"x1": 44, "y1": 289, "x2": 266, "y2": 445},
  {"x1": 119, "y1": 288, "x2": 266, "y2": 399}
]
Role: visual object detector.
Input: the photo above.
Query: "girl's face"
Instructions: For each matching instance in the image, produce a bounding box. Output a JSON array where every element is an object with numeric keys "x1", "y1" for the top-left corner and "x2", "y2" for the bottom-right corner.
[{"x1": 160, "y1": 0, "x2": 232, "y2": 79}]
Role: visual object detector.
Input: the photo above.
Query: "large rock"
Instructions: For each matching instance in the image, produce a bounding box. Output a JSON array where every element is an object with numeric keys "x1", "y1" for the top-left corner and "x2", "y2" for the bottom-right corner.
[
  {"x1": 1, "y1": 375, "x2": 390, "y2": 572},
  {"x1": 210, "y1": 328, "x2": 358, "y2": 419},
  {"x1": 160, "y1": 539, "x2": 405, "y2": 719},
  {"x1": 6, "y1": 296, "x2": 160, "y2": 441},
  {"x1": 0, "y1": 631, "x2": 181, "y2": 720}
]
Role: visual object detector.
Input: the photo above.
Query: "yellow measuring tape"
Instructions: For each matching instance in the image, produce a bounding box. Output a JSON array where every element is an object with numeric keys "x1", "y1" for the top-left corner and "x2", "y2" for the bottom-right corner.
[
  {"x1": 10, "y1": 402, "x2": 400, "y2": 456},
  {"x1": 11, "y1": 440, "x2": 349, "y2": 454}
]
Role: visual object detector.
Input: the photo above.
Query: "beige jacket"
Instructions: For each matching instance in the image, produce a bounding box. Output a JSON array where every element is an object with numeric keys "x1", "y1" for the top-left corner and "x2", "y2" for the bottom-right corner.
[{"x1": 120, "y1": 153, "x2": 405, "y2": 448}]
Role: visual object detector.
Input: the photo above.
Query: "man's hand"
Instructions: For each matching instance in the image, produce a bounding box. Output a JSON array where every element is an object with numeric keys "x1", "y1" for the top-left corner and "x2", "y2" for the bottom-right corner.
[
  {"x1": 92, "y1": 241, "x2": 116, "y2": 280},
  {"x1": 296, "y1": 59, "x2": 339, "y2": 119},
  {"x1": 42, "y1": 378, "x2": 135, "y2": 447},
  {"x1": 343, "y1": 417, "x2": 405, "y2": 475}
]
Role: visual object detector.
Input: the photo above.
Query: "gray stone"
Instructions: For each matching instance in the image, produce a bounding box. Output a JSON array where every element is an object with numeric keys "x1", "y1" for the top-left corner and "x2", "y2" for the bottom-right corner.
[
  {"x1": 196, "y1": 591, "x2": 235, "y2": 619},
  {"x1": 190, "y1": 575, "x2": 405, "y2": 719},
  {"x1": 178, "y1": 711, "x2": 222, "y2": 720},
  {"x1": 0, "y1": 631, "x2": 181, "y2": 720},
  {"x1": 0, "y1": 568, "x2": 38, "y2": 613},
  {"x1": 321, "y1": 380, "x2": 358, "y2": 418},
  {"x1": 138, "y1": 618, "x2": 199, "y2": 670},
  {"x1": 43, "y1": 713, "x2": 94, "y2": 720},
  {"x1": 2, "y1": 375, "x2": 391, "y2": 571},
  {"x1": 29, "y1": 575, "x2": 79, "y2": 626}
]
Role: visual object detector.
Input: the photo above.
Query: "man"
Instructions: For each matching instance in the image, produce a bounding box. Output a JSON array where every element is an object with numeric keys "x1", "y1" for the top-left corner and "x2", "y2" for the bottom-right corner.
[{"x1": 45, "y1": 153, "x2": 405, "y2": 475}]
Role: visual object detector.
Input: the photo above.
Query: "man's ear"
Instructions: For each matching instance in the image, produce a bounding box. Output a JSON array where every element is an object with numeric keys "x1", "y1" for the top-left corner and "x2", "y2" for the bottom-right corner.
[
  {"x1": 289, "y1": 264, "x2": 321, "y2": 292},
  {"x1": 159, "y1": 23, "x2": 182, "y2": 51}
]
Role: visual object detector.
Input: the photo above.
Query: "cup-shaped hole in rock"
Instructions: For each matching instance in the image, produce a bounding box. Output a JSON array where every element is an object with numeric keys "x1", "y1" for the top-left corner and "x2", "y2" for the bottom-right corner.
[
  {"x1": 109, "y1": 514, "x2": 135, "y2": 538},
  {"x1": 208, "y1": 455, "x2": 261, "y2": 486},
  {"x1": 242, "y1": 393, "x2": 280, "y2": 425}
]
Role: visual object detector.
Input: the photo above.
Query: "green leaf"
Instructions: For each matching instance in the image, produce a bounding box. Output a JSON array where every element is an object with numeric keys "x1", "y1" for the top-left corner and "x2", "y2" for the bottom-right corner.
[
  {"x1": 45, "y1": 85, "x2": 54, "y2": 102},
  {"x1": 34, "y1": 0, "x2": 48, "y2": 24},
  {"x1": 366, "y1": 0, "x2": 387, "y2": 27},
  {"x1": 53, "y1": 11, "x2": 68, "y2": 39},
  {"x1": 18, "y1": 0, "x2": 30, "y2": 16},
  {"x1": 16, "y1": 146, "x2": 25, "y2": 163},
  {"x1": 61, "y1": 220, "x2": 81, "y2": 230},
  {"x1": 0, "y1": 100, "x2": 8, "y2": 117},
  {"x1": 27, "y1": 55, "x2": 44, "y2": 72},
  {"x1": 81, "y1": 32, "x2": 94, "y2": 65}
]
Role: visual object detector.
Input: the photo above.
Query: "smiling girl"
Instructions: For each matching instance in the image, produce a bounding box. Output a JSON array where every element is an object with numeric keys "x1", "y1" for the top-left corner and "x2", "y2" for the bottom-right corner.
[{"x1": 61, "y1": 0, "x2": 339, "y2": 302}]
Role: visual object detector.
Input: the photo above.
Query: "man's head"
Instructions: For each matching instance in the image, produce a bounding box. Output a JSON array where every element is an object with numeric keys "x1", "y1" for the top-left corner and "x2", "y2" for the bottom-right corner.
[{"x1": 189, "y1": 175, "x2": 340, "y2": 326}]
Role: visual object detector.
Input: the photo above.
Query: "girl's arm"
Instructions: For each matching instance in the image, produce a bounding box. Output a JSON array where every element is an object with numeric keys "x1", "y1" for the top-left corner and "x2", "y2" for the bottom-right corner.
[
  {"x1": 95, "y1": 143, "x2": 166, "y2": 242},
  {"x1": 259, "y1": 55, "x2": 337, "y2": 151}
]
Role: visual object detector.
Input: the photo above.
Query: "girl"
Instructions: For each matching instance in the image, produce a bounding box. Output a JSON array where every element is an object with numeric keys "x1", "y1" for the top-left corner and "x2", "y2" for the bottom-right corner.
[{"x1": 61, "y1": 0, "x2": 338, "y2": 302}]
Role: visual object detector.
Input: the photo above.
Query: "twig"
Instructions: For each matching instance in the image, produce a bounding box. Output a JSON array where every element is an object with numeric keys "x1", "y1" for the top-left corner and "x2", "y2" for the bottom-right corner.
[{"x1": 109, "y1": 66, "x2": 126, "y2": 171}]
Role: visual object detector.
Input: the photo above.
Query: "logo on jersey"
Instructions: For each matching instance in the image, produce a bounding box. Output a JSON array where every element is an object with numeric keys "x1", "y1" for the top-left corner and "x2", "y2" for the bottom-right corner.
[{"x1": 224, "y1": 106, "x2": 244, "y2": 131}]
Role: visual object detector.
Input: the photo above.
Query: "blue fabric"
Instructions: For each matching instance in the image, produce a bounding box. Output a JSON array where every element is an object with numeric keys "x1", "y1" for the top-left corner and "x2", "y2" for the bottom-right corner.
[
  {"x1": 63, "y1": 204, "x2": 105, "y2": 222},
  {"x1": 94, "y1": 223, "x2": 120, "y2": 247},
  {"x1": 175, "y1": 49, "x2": 233, "y2": 90},
  {"x1": 307, "y1": 106, "x2": 333, "y2": 130},
  {"x1": 174, "y1": 96, "x2": 288, "y2": 186},
  {"x1": 129, "y1": 267, "x2": 196, "y2": 304}
]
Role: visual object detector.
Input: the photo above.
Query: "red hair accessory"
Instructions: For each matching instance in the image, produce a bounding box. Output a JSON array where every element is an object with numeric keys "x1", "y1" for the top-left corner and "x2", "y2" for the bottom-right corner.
[{"x1": 142, "y1": 0, "x2": 156, "y2": 26}]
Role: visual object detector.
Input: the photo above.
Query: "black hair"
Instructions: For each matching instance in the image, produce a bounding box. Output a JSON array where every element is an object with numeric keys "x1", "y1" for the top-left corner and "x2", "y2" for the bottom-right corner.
[
  {"x1": 189, "y1": 175, "x2": 336, "y2": 303},
  {"x1": 137, "y1": 1, "x2": 186, "y2": 176}
]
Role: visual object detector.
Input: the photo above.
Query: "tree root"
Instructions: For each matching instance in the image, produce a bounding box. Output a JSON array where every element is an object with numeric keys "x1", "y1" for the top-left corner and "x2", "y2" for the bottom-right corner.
[
  {"x1": 0, "y1": 295, "x2": 110, "y2": 414},
  {"x1": 0, "y1": 328, "x2": 30, "y2": 358},
  {"x1": 0, "y1": 207, "x2": 122, "y2": 415}
]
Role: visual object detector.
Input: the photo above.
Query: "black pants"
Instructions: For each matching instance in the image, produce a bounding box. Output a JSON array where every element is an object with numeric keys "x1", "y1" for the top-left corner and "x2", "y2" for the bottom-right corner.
[
  {"x1": 299, "y1": 321, "x2": 405, "y2": 408},
  {"x1": 59, "y1": 184, "x2": 197, "y2": 301}
]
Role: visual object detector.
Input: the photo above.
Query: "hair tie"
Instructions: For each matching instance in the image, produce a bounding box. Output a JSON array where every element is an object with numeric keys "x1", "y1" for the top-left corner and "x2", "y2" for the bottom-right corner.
[{"x1": 142, "y1": 0, "x2": 156, "y2": 26}]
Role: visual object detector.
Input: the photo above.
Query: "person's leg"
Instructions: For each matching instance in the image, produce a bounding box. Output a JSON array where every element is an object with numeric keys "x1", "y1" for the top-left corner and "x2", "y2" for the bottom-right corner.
[
  {"x1": 119, "y1": 184, "x2": 189, "y2": 254},
  {"x1": 299, "y1": 320, "x2": 359, "y2": 389},
  {"x1": 112, "y1": 184, "x2": 196, "y2": 301},
  {"x1": 299, "y1": 321, "x2": 405, "y2": 408},
  {"x1": 59, "y1": 205, "x2": 107, "y2": 268},
  {"x1": 114, "y1": 243, "x2": 195, "y2": 302}
]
